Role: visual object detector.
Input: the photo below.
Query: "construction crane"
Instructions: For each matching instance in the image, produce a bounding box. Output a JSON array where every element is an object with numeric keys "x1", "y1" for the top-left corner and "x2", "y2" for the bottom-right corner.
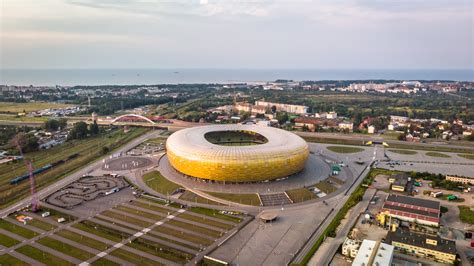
[{"x1": 14, "y1": 137, "x2": 39, "y2": 212}]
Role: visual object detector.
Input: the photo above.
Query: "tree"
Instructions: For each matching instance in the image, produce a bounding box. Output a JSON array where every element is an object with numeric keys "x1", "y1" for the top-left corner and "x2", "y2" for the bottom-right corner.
[
  {"x1": 58, "y1": 118, "x2": 68, "y2": 130},
  {"x1": 397, "y1": 133, "x2": 407, "y2": 141},
  {"x1": 43, "y1": 119, "x2": 60, "y2": 131},
  {"x1": 89, "y1": 121, "x2": 99, "y2": 135},
  {"x1": 102, "y1": 146, "x2": 110, "y2": 154},
  {"x1": 276, "y1": 112, "x2": 289, "y2": 124},
  {"x1": 10, "y1": 133, "x2": 39, "y2": 153},
  {"x1": 271, "y1": 105, "x2": 277, "y2": 114},
  {"x1": 68, "y1": 122, "x2": 88, "y2": 140}
]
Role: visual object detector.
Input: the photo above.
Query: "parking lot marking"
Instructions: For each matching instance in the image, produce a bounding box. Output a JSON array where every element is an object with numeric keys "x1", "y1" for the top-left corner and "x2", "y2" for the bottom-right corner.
[
  {"x1": 134, "y1": 232, "x2": 143, "y2": 237},
  {"x1": 97, "y1": 252, "x2": 107, "y2": 257},
  {"x1": 167, "y1": 215, "x2": 175, "y2": 219},
  {"x1": 142, "y1": 228, "x2": 151, "y2": 233},
  {"x1": 155, "y1": 221, "x2": 163, "y2": 226},
  {"x1": 79, "y1": 263, "x2": 90, "y2": 266},
  {"x1": 178, "y1": 209, "x2": 186, "y2": 213},
  {"x1": 113, "y1": 243, "x2": 123, "y2": 248}
]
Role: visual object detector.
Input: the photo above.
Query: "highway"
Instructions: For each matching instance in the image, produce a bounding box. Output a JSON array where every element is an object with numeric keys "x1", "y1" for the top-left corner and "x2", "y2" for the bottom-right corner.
[{"x1": 0, "y1": 129, "x2": 161, "y2": 218}]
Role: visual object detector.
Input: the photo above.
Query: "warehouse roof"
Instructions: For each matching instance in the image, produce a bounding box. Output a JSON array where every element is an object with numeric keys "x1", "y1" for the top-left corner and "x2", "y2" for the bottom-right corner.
[
  {"x1": 386, "y1": 230, "x2": 456, "y2": 255},
  {"x1": 386, "y1": 194, "x2": 440, "y2": 210},
  {"x1": 382, "y1": 204, "x2": 439, "y2": 218}
]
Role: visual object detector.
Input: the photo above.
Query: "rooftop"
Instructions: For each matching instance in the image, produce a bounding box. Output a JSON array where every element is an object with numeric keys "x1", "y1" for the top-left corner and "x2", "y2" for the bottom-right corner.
[
  {"x1": 352, "y1": 240, "x2": 394, "y2": 266},
  {"x1": 386, "y1": 230, "x2": 456, "y2": 255},
  {"x1": 386, "y1": 194, "x2": 440, "y2": 210}
]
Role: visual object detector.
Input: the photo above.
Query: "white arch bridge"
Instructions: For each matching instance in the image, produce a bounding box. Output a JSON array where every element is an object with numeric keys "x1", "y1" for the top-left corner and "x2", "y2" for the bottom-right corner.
[{"x1": 111, "y1": 114, "x2": 156, "y2": 125}]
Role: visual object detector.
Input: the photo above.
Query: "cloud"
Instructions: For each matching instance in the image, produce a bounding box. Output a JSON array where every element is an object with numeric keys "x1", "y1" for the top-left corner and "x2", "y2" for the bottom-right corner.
[{"x1": 65, "y1": 0, "x2": 273, "y2": 18}]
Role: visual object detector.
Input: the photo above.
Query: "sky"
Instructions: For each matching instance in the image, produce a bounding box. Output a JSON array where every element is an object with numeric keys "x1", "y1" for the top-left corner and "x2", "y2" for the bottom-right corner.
[{"x1": 0, "y1": 0, "x2": 473, "y2": 70}]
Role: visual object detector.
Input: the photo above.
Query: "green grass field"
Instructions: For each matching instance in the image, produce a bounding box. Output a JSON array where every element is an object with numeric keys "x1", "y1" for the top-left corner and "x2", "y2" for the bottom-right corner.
[
  {"x1": 27, "y1": 219, "x2": 57, "y2": 231},
  {"x1": 286, "y1": 188, "x2": 316, "y2": 203},
  {"x1": 143, "y1": 171, "x2": 182, "y2": 195},
  {"x1": 0, "y1": 127, "x2": 148, "y2": 209},
  {"x1": 178, "y1": 213, "x2": 233, "y2": 230},
  {"x1": 388, "y1": 149, "x2": 418, "y2": 155},
  {"x1": 73, "y1": 221, "x2": 128, "y2": 243},
  {"x1": 166, "y1": 219, "x2": 222, "y2": 238},
  {"x1": 0, "y1": 232, "x2": 20, "y2": 247},
  {"x1": 0, "y1": 114, "x2": 48, "y2": 122},
  {"x1": 56, "y1": 230, "x2": 110, "y2": 251},
  {"x1": 100, "y1": 210, "x2": 152, "y2": 228},
  {"x1": 16, "y1": 245, "x2": 73, "y2": 266},
  {"x1": 0, "y1": 219, "x2": 38, "y2": 239},
  {"x1": 37, "y1": 237, "x2": 94, "y2": 261},
  {"x1": 458, "y1": 154, "x2": 474, "y2": 160},
  {"x1": 188, "y1": 207, "x2": 242, "y2": 223},
  {"x1": 0, "y1": 254, "x2": 29, "y2": 265},
  {"x1": 0, "y1": 102, "x2": 73, "y2": 113},
  {"x1": 115, "y1": 205, "x2": 164, "y2": 221},
  {"x1": 207, "y1": 191, "x2": 261, "y2": 206},
  {"x1": 90, "y1": 258, "x2": 120, "y2": 266},
  {"x1": 425, "y1": 151, "x2": 451, "y2": 158},
  {"x1": 458, "y1": 206, "x2": 474, "y2": 225},
  {"x1": 127, "y1": 237, "x2": 193, "y2": 263},
  {"x1": 326, "y1": 146, "x2": 364, "y2": 154},
  {"x1": 179, "y1": 191, "x2": 222, "y2": 205},
  {"x1": 130, "y1": 200, "x2": 173, "y2": 214},
  {"x1": 152, "y1": 226, "x2": 213, "y2": 246},
  {"x1": 314, "y1": 180, "x2": 338, "y2": 194},
  {"x1": 110, "y1": 248, "x2": 164, "y2": 266}
]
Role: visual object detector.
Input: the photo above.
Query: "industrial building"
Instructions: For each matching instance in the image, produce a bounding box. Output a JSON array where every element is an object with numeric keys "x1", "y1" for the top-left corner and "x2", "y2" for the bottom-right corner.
[
  {"x1": 342, "y1": 238, "x2": 361, "y2": 258},
  {"x1": 352, "y1": 239, "x2": 394, "y2": 266},
  {"x1": 445, "y1": 174, "x2": 474, "y2": 185},
  {"x1": 386, "y1": 230, "x2": 456, "y2": 264},
  {"x1": 388, "y1": 173, "x2": 411, "y2": 192},
  {"x1": 378, "y1": 194, "x2": 440, "y2": 227}
]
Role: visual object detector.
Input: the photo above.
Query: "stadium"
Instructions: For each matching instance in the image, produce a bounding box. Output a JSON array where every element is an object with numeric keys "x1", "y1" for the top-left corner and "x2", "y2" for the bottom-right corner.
[{"x1": 166, "y1": 125, "x2": 309, "y2": 182}]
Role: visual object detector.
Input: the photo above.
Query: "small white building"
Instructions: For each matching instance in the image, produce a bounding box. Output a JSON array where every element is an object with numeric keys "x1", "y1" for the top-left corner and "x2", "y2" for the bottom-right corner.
[
  {"x1": 326, "y1": 111, "x2": 338, "y2": 119},
  {"x1": 352, "y1": 240, "x2": 394, "y2": 266},
  {"x1": 368, "y1": 125, "x2": 376, "y2": 134},
  {"x1": 342, "y1": 238, "x2": 361, "y2": 258}
]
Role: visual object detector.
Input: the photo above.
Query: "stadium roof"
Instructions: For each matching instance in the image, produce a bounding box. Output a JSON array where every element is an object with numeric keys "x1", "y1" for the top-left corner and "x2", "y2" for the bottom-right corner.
[{"x1": 166, "y1": 124, "x2": 308, "y2": 160}]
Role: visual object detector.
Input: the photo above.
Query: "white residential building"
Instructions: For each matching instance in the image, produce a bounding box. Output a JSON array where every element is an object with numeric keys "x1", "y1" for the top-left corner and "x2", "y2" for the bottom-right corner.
[
  {"x1": 255, "y1": 101, "x2": 308, "y2": 114},
  {"x1": 342, "y1": 238, "x2": 361, "y2": 258},
  {"x1": 352, "y1": 240, "x2": 394, "y2": 266}
]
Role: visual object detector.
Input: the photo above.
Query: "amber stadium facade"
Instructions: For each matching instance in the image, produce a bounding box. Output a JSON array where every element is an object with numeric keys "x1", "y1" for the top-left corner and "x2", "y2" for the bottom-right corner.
[{"x1": 166, "y1": 125, "x2": 309, "y2": 182}]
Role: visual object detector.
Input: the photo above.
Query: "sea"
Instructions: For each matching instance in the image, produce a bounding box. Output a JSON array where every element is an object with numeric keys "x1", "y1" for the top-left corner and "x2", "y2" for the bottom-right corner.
[{"x1": 0, "y1": 69, "x2": 472, "y2": 86}]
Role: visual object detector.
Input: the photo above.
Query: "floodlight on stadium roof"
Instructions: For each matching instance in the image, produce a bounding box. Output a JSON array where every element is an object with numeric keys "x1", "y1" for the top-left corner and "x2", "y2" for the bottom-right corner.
[{"x1": 166, "y1": 124, "x2": 309, "y2": 182}]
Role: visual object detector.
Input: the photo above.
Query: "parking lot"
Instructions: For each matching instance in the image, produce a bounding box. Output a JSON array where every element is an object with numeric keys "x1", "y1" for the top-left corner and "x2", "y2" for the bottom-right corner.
[{"x1": 0, "y1": 195, "x2": 246, "y2": 265}]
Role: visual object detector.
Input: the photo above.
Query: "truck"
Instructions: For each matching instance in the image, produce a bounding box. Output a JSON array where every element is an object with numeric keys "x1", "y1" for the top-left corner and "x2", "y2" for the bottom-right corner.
[{"x1": 430, "y1": 191, "x2": 443, "y2": 198}]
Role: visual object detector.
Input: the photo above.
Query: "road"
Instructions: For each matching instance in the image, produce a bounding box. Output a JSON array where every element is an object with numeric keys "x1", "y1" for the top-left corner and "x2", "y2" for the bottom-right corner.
[
  {"x1": 295, "y1": 131, "x2": 474, "y2": 151},
  {"x1": 3, "y1": 117, "x2": 473, "y2": 151},
  {"x1": 309, "y1": 188, "x2": 376, "y2": 265},
  {"x1": 0, "y1": 129, "x2": 161, "y2": 218},
  {"x1": 291, "y1": 146, "x2": 379, "y2": 264}
]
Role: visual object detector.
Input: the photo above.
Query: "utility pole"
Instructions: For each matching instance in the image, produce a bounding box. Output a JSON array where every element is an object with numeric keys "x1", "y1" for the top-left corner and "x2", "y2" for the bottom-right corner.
[{"x1": 14, "y1": 138, "x2": 38, "y2": 212}]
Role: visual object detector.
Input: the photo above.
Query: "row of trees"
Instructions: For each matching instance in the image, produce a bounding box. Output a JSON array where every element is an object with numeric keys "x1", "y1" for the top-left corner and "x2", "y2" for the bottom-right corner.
[
  {"x1": 43, "y1": 118, "x2": 68, "y2": 131},
  {"x1": 67, "y1": 121, "x2": 99, "y2": 140}
]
